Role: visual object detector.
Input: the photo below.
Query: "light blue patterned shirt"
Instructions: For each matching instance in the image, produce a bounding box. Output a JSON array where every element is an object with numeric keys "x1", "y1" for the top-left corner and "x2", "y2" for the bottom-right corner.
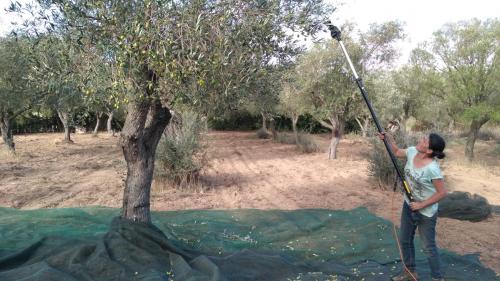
[{"x1": 404, "y1": 147, "x2": 444, "y2": 217}]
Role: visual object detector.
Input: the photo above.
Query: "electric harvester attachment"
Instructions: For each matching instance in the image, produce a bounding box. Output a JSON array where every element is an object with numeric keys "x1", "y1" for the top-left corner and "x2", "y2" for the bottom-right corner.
[{"x1": 324, "y1": 21, "x2": 414, "y2": 202}]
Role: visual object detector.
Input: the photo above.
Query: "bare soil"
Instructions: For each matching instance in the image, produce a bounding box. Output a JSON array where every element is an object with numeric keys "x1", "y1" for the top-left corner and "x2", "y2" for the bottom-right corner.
[{"x1": 1, "y1": 131, "x2": 499, "y2": 274}]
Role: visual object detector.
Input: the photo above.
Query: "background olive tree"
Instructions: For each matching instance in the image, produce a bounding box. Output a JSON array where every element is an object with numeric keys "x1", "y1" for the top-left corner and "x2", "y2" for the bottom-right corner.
[
  {"x1": 290, "y1": 39, "x2": 361, "y2": 159},
  {"x1": 429, "y1": 19, "x2": 499, "y2": 160},
  {"x1": 0, "y1": 36, "x2": 46, "y2": 152}
]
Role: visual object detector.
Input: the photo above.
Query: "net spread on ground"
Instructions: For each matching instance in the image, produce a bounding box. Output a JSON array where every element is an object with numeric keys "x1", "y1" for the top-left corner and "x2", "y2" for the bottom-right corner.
[{"x1": 0, "y1": 207, "x2": 497, "y2": 281}]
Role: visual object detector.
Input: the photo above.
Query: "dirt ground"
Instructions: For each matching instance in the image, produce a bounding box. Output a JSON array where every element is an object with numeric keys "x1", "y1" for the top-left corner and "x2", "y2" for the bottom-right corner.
[{"x1": 0, "y1": 131, "x2": 499, "y2": 274}]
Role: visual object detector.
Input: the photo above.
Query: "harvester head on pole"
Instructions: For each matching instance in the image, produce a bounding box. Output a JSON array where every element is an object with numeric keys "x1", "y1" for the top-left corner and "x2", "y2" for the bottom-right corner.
[{"x1": 324, "y1": 21, "x2": 341, "y2": 41}]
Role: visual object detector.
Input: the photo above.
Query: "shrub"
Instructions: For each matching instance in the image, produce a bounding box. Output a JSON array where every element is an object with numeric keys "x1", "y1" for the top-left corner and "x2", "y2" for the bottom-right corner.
[
  {"x1": 367, "y1": 129, "x2": 417, "y2": 188},
  {"x1": 256, "y1": 128, "x2": 270, "y2": 139},
  {"x1": 477, "y1": 129, "x2": 496, "y2": 141},
  {"x1": 458, "y1": 129, "x2": 497, "y2": 141},
  {"x1": 275, "y1": 132, "x2": 296, "y2": 144},
  {"x1": 155, "y1": 111, "x2": 208, "y2": 189},
  {"x1": 493, "y1": 142, "x2": 500, "y2": 155},
  {"x1": 296, "y1": 132, "x2": 320, "y2": 153},
  {"x1": 275, "y1": 131, "x2": 320, "y2": 153},
  {"x1": 208, "y1": 110, "x2": 260, "y2": 131}
]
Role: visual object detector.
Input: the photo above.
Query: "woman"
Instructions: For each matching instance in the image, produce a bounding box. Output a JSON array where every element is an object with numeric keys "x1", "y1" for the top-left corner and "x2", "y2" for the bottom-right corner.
[{"x1": 379, "y1": 132, "x2": 447, "y2": 281}]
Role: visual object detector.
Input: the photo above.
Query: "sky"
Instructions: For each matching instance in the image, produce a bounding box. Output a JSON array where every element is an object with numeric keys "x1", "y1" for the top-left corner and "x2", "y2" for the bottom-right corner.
[
  {"x1": 0, "y1": 0, "x2": 28, "y2": 35},
  {"x1": 1, "y1": 0, "x2": 498, "y2": 63},
  {"x1": 328, "y1": 0, "x2": 499, "y2": 63}
]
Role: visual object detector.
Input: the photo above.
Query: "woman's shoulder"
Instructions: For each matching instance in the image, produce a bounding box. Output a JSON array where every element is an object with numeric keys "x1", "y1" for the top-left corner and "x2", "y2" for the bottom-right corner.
[
  {"x1": 406, "y1": 146, "x2": 417, "y2": 156},
  {"x1": 426, "y1": 160, "x2": 443, "y2": 177},
  {"x1": 426, "y1": 160, "x2": 441, "y2": 169}
]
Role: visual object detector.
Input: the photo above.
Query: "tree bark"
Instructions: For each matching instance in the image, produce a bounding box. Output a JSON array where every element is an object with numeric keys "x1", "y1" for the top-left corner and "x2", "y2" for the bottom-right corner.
[
  {"x1": 93, "y1": 112, "x2": 103, "y2": 135},
  {"x1": 448, "y1": 119, "x2": 455, "y2": 133},
  {"x1": 269, "y1": 116, "x2": 277, "y2": 139},
  {"x1": 107, "y1": 110, "x2": 115, "y2": 135},
  {"x1": 328, "y1": 132, "x2": 340, "y2": 159},
  {"x1": 327, "y1": 117, "x2": 344, "y2": 160},
  {"x1": 465, "y1": 116, "x2": 489, "y2": 161},
  {"x1": 292, "y1": 114, "x2": 299, "y2": 144},
  {"x1": 355, "y1": 116, "x2": 370, "y2": 138},
  {"x1": 363, "y1": 116, "x2": 370, "y2": 137},
  {"x1": 57, "y1": 110, "x2": 72, "y2": 143},
  {"x1": 120, "y1": 67, "x2": 171, "y2": 224},
  {"x1": 1, "y1": 98, "x2": 44, "y2": 151},
  {"x1": 260, "y1": 112, "x2": 267, "y2": 131},
  {"x1": 120, "y1": 98, "x2": 171, "y2": 224},
  {"x1": 397, "y1": 116, "x2": 407, "y2": 134},
  {"x1": 0, "y1": 114, "x2": 15, "y2": 152}
]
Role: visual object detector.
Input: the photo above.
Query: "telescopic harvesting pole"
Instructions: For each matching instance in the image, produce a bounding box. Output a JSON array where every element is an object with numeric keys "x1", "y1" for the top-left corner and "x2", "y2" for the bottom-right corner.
[{"x1": 325, "y1": 22, "x2": 414, "y2": 202}]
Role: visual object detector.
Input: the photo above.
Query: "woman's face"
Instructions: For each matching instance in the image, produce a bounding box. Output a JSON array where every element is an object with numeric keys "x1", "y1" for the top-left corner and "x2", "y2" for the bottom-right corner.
[{"x1": 416, "y1": 136, "x2": 431, "y2": 154}]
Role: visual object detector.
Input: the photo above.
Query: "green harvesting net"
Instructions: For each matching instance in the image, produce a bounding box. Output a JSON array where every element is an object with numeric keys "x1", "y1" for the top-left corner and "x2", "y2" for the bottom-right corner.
[{"x1": 0, "y1": 207, "x2": 497, "y2": 281}]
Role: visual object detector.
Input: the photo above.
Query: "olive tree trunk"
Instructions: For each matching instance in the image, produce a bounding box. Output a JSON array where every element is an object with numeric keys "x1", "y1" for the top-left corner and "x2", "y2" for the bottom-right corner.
[
  {"x1": 0, "y1": 114, "x2": 15, "y2": 152},
  {"x1": 120, "y1": 67, "x2": 171, "y2": 224},
  {"x1": 355, "y1": 116, "x2": 370, "y2": 138},
  {"x1": 57, "y1": 110, "x2": 72, "y2": 143},
  {"x1": 93, "y1": 112, "x2": 103, "y2": 135},
  {"x1": 291, "y1": 114, "x2": 299, "y2": 144},
  {"x1": 107, "y1": 110, "x2": 114, "y2": 135},
  {"x1": 465, "y1": 116, "x2": 489, "y2": 161},
  {"x1": 260, "y1": 112, "x2": 267, "y2": 131},
  {"x1": 120, "y1": 98, "x2": 171, "y2": 223},
  {"x1": 269, "y1": 116, "x2": 277, "y2": 139},
  {"x1": 328, "y1": 118, "x2": 344, "y2": 160},
  {"x1": 319, "y1": 116, "x2": 344, "y2": 160}
]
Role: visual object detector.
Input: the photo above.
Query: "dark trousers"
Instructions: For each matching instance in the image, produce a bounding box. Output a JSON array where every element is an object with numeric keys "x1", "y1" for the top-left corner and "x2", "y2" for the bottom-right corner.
[{"x1": 400, "y1": 202, "x2": 443, "y2": 279}]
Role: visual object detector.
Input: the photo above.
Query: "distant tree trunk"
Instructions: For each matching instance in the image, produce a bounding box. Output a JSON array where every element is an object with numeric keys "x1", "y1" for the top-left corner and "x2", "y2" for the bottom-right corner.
[
  {"x1": 448, "y1": 119, "x2": 455, "y2": 132},
  {"x1": 57, "y1": 110, "x2": 72, "y2": 143},
  {"x1": 394, "y1": 116, "x2": 406, "y2": 134},
  {"x1": 355, "y1": 116, "x2": 370, "y2": 138},
  {"x1": 291, "y1": 114, "x2": 299, "y2": 144},
  {"x1": 120, "y1": 68, "x2": 171, "y2": 224},
  {"x1": 260, "y1": 112, "x2": 267, "y2": 131},
  {"x1": 319, "y1": 116, "x2": 344, "y2": 160},
  {"x1": 446, "y1": 108, "x2": 458, "y2": 133},
  {"x1": 465, "y1": 116, "x2": 489, "y2": 161},
  {"x1": 328, "y1": 117, "x2": 344, "y2": 160},
  {"x1": 269, "y1": 116, "x2": 277, "y2": 139},
  {"x1": 0, "y1": 114, "x2": 15, "y2": 152},
  {"x1": 107, "y1": 110, "x2": 114, "y2": 135},
  {"x1": 93, "y1": 112, "x2": 103, "y2": 135}
]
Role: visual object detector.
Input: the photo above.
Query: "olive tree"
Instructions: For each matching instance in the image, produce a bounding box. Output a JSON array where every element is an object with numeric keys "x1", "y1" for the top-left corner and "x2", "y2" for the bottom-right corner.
[
  {"x1": 292, "y1": 39, "x2": 361, "y2": 159},
  {"x1": 18, "y1": 0, "x2": 332, "y2": 223},
  {"x1": 431, "y1": 19, "x2": 500, "y2": 160},
  {"x1": 0, "y1": 36, "x2": 44, "y2": 152}
]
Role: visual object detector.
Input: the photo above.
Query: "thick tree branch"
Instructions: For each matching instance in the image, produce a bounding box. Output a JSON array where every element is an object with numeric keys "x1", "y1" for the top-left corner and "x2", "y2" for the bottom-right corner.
[{"x1": 318, "y1": 119, "x2": 333, "y2": 130}]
